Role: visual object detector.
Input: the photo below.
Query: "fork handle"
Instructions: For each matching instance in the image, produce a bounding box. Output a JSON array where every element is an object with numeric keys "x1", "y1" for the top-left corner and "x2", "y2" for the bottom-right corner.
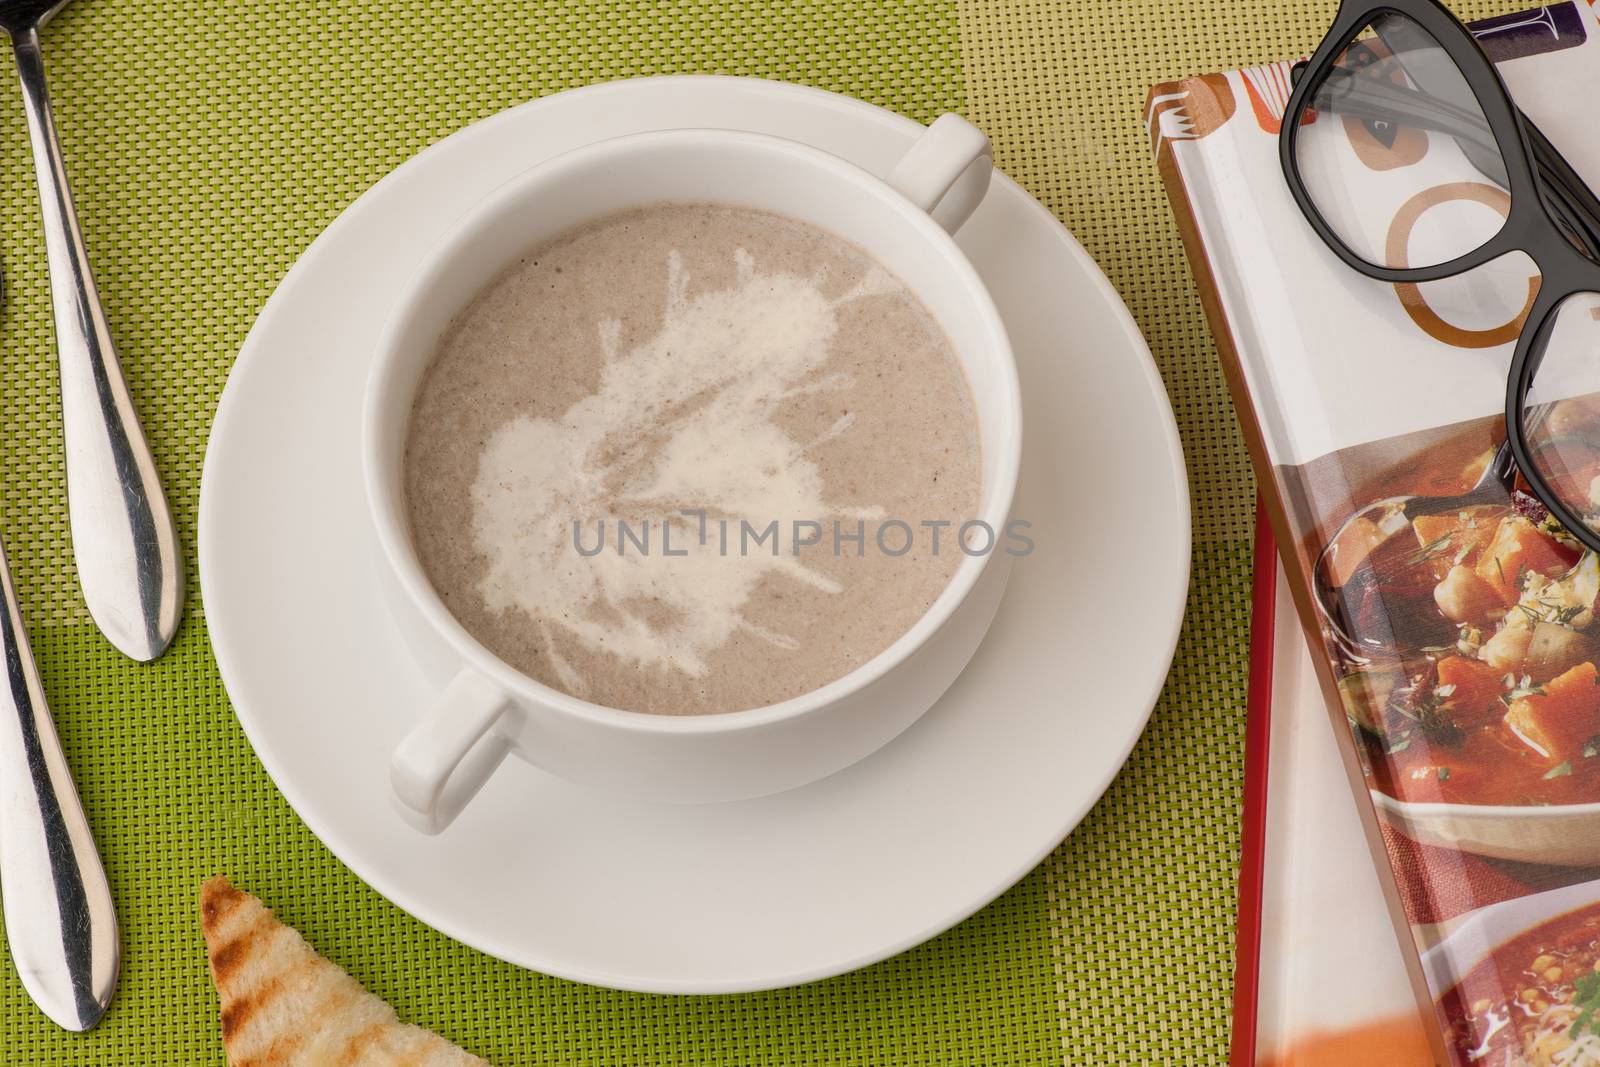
[{"x1": 11, "y1": 26, "x2": 181, "y2": 662}]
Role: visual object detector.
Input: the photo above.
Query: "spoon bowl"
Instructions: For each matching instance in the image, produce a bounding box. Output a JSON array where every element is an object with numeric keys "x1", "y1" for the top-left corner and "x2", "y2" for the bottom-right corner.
[
  {"x1": 0, "y1": 0, "x2": 183, "y2": 661},
  {"x1": 1313, "y1": 438, "x2": 1518, "y2": 663}
]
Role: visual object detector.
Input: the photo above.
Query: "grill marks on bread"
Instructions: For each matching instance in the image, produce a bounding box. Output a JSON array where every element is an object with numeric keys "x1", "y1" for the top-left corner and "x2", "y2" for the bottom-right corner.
[{"x1": 199, "y1": 877, "x2": 488, "y2": 1066}]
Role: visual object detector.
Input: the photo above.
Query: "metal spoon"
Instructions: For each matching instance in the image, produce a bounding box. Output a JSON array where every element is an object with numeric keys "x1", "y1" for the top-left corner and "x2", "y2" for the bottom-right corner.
[
  {"x1": 1313, "y1": 438, "x2": 1519, "y2": 663},
  {"x1": 0, "y1": 0, "x2": 182, "y2": 662},
  {"x1": 0, "y1": 518, "x2": 119, "y2": 1030}
]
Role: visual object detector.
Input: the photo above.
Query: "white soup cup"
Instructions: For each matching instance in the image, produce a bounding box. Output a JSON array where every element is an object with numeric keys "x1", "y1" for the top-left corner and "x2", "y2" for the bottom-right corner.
[{"x1": 363, "y1": 114, "x2": 1022, "y2": 832}]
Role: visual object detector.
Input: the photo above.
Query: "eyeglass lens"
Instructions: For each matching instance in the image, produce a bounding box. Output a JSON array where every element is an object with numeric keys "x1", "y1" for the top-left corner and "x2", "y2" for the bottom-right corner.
[{"x1": 1292, "y1": 11, "x2": 1508, "y2": 270}]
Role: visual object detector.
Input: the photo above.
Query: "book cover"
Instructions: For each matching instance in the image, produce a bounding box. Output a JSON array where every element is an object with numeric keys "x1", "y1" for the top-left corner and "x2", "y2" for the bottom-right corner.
[{"x1": 1149, "y1": 5, "x2": 1600, "y2": 1064}]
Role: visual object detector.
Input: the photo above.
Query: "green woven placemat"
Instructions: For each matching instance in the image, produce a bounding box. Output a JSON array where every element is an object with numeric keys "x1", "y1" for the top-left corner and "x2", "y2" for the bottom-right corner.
[{"x1": 0, "y1": 0, "x2": 1526, "y2": 1062}]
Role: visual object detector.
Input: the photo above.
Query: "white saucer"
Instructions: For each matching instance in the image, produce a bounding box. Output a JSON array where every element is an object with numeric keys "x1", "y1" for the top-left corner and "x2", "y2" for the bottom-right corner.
[{"x1": 199, "y1": 76, "x2": 1190, "y2": 994}]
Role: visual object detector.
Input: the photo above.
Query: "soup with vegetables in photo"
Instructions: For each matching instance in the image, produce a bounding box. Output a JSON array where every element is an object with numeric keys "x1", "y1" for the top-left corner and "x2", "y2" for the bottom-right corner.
[{"x1": 1320, "y1": 401, "x2": 1600, "y2": 808}]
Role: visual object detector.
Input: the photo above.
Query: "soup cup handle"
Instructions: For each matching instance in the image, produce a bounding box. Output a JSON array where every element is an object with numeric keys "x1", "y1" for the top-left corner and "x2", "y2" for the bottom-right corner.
[
  {"x1": 885, "y1": 113, "x2": 993, "y2": 235},
  {"x1": 391, "y1": 669, "x2": 513, "y2": 834}
]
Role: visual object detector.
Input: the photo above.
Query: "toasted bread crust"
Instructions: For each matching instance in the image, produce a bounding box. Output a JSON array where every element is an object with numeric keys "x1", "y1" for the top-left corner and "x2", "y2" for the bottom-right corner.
[{"x1": 199, "y1": 877, "x2": 488, "y2": 1067}]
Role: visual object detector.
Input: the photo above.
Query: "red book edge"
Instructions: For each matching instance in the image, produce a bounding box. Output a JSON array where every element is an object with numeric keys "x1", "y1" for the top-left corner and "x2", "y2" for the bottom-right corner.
[{"x1": 1231, "y1": 497, "x2": 1276, "y2": 1067}]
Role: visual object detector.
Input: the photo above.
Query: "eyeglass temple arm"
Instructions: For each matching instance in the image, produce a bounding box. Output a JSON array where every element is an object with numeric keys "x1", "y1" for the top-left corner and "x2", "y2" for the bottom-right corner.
[
  {"x1": 1525, "y1": 117, "x2": 1600, "y2": 253},
  {"x1": 1316, "y1": 69, "x2": 1501, "y2": 161},
  {"x1": 1535, "y1": 163, "x2": 1600, "y2": 261}
]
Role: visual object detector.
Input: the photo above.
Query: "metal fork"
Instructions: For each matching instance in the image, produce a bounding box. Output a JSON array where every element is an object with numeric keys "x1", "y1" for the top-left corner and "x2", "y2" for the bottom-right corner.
[{"x1": 0, "y1": 0, "x2": 182, "y2": 662}]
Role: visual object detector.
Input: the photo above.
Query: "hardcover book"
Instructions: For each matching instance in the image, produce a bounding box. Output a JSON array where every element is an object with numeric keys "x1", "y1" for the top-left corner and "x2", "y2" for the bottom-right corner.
[{"x1": 1149, "y1": 5, "x2": 1600, "y2": 1064}]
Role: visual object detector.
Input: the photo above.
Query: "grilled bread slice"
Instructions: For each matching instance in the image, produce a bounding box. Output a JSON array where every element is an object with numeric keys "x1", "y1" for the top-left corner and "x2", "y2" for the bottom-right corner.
[{"x1": 200, "y1": 876, "x2": 488, "y2": 1066}]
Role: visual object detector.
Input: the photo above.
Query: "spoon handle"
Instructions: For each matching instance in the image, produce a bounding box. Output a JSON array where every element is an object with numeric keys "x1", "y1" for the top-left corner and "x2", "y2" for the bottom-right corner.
[
  {"x1": 10, "y1": 26, "x2": 182, "y2": 662},
  {"x1": 0, "y1": 532, "x2": 119, "y2": 1031}
]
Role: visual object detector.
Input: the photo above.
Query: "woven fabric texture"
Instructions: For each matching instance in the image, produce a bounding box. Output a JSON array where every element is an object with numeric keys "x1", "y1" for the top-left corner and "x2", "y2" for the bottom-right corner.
[{"x1": 0, "y1": 0, "x2": 1523, "y2": 1063}]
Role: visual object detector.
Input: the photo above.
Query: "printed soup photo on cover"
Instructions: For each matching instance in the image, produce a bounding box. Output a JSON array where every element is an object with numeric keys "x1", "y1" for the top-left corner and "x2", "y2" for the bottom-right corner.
[{"x1": 1294, "y1": 403, "x2": 1600, "y2": 850}]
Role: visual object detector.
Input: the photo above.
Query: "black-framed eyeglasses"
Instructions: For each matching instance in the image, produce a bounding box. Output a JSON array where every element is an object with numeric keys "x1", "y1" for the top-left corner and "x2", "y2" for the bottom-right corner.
[{"x1": 1281, "y1": 0, "x2": 1600, "y2": 554}]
